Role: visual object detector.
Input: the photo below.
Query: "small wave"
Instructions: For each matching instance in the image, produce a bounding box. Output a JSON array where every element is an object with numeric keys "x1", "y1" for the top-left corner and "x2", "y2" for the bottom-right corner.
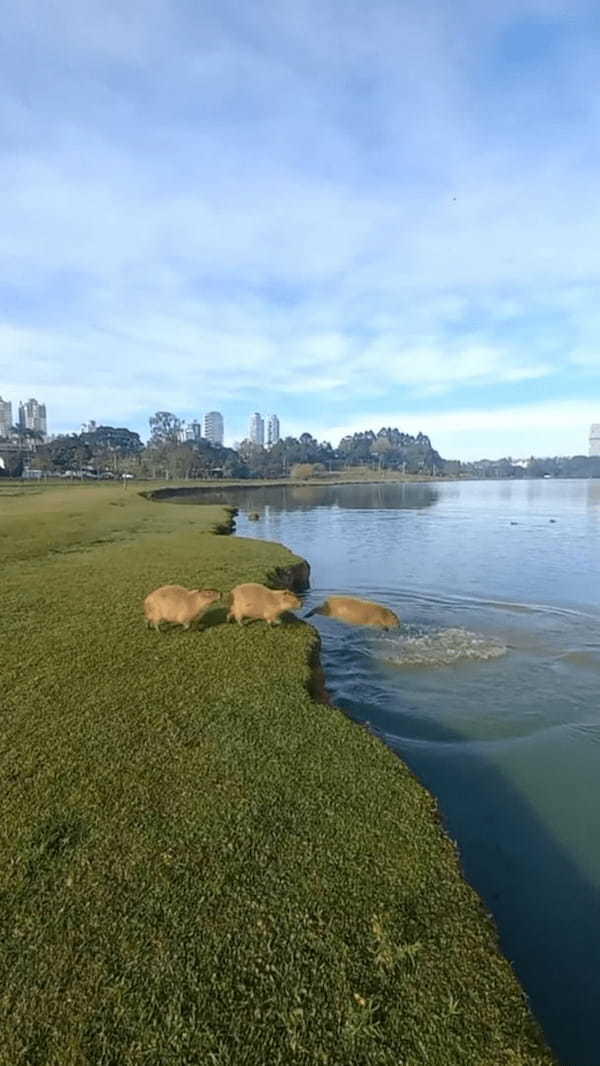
[
  {"x1": 377, "y1": 625, "x2": 507, "y2": 668},
  {"x1": 555, "y1": 650, "x2": 600, "y2": 672}
]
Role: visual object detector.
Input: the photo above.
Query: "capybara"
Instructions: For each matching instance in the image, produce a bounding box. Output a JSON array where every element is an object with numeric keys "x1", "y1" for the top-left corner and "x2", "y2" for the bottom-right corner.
[
  {"x1": 305, "y1": 595, "x2": 400, "y2": 630},
  {"x1": 227, "y1": 583, "x2": 301, "y2": 626},
  {"x1": 247, "y1": 512, "x2": 261, "y2": 521},
  {"x1": 144, "y1": 585, "x2": 220, "y2": 630}
]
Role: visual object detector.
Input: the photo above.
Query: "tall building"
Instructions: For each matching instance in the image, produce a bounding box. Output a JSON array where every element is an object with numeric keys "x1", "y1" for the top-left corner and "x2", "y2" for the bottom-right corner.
[
  {"x1": 183, "y1": 419, "x2": 203, "y2": 442},
  {"x1": 0, "y1": 396, "x2": 13, "y2": 438},
  {"x1": 249, "y1": 412, "x2": 265, "y2": 446},
  {"x1": 590, "y1": 424, "x2": 600, "y2": 457},
  {"x1": 204, "y1": 411, "x2": 224, "y2": 445},
  {"x1": 267, "y1": 414, "x2": 280, "y2": 447},
  {"x1": 19, "y1": 398, "x2": 47, "y2": 439}
]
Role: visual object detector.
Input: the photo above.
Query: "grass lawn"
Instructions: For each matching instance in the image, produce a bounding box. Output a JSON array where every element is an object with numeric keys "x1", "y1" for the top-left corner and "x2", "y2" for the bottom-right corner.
[{"x1": 0, "y1": 482, "x2": 555, "y2": 1065}]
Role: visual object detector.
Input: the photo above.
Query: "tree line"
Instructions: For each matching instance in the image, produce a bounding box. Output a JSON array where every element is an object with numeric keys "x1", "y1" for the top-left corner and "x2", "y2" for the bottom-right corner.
[{"x1": 1, "y1": 415, "x2": 444, "y2": 479}]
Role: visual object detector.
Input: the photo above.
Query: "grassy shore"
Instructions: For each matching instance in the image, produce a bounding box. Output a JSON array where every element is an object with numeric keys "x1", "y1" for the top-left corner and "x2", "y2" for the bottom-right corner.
[{"x1": 0, "y1": 482, "x2": 555, "y2": 1065}]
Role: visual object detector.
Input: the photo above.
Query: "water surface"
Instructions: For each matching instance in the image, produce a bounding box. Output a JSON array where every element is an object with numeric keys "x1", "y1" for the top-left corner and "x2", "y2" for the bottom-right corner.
[{"x1": 179, "y1": 479, "x2": 600, "y2": 1066}]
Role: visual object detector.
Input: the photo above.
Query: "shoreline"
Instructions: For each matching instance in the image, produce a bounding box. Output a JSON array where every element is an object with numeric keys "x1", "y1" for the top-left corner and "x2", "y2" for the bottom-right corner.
[{"x1": 142, "y1": 474, "x2": 453, "y2": 502}]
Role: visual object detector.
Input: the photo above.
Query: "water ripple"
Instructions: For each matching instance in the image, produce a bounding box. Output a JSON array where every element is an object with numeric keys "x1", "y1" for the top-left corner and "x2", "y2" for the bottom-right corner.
[{"x1": 374, "y1": 625, "x2": 507, "y2": 668}]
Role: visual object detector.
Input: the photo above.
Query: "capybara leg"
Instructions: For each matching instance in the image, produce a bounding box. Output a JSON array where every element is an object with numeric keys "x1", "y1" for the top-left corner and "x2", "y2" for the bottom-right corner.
[
  {"x1": 182, "y1": 622, "x2": 191, "y2": 630},
  {"x1": 226, "y1": 609, "x2": 234, "y2": 622},
  {"x1": 152, "y1": 621, "x2": 161, "y2": 632}
]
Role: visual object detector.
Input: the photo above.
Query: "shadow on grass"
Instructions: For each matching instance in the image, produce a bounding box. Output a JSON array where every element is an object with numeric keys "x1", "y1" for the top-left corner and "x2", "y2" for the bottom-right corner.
[
  {"x1": 146, "y1": 608, "x2": 307, "y2": 634},
  {"x1": 339, "y1": 696, "x2": 600, "y2": 1066},
  {"x1": 200, "y1": 609, "x2": 305, "y2": 630},
  {"x1": 197, "y1": 606, "x2": 230, "y2": 631}
]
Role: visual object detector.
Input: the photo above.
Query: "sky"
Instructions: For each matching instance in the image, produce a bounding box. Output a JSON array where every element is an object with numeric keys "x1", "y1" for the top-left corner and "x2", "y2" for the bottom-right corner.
[{"x1": 1, "y1": 0, "x2": 600, "y2": 459}]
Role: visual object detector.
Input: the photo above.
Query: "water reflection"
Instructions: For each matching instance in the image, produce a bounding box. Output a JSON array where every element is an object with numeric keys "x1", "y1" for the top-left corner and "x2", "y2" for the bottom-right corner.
[
  {"x1": 586, "y1": 479, "x2": 600, "y2": 512},
  {"x1": 164, "y1": 480, "x2": 440, "y2": 512}
]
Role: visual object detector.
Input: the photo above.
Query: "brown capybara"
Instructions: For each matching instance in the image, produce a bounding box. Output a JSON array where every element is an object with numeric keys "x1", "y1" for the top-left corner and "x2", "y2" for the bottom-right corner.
[
  {"x1": 144, "y1": 585, "x2": 220, "y2": 630},
  {"x1": 305, "y1": 595, "x2": 400, "y2": 630},
  {"x1": 247, "y1": 512, "x2": 261, "y2": 521},
  {"x1": 227, "y1": 583, "x2": 301, "y2": 626}
]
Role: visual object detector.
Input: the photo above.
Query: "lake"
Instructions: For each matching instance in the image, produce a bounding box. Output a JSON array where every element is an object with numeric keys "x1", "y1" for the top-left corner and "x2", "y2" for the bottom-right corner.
[{"x1": 176, "y1": 478, "x2": 600, "y2": 1066}]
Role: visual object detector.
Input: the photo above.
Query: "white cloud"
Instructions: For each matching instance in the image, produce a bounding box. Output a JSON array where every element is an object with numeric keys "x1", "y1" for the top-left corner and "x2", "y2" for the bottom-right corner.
[
  {"x1": 297, "y1": 401, "x2": 600, "y2": 460},
  {"x1": 2, "y1": 0, "x2": 600, "y2": 453}
]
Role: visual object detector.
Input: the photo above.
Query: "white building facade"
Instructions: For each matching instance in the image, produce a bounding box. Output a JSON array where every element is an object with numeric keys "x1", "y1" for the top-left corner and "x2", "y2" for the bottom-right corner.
[
  {"x1": 249, "y1": 412, "x2": 265, "y2": 446},
  {"x1": 267, "y1": 414, "x2": 280, "y2": 447},
  {"x1": 204, "y1": 411, "x2": 224, "y2": 445},
  {"x1": 18, "y1": 398, "x2": 47, "y2": 439},
  {"x1": 0, "y1": 396, "x2": 13, "y2": 438}
]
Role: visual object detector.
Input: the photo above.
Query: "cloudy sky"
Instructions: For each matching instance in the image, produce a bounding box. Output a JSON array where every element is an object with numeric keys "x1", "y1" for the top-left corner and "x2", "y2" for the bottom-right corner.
[{"x1": 2, "y1": 0, "x2": 600, "y2": 458}]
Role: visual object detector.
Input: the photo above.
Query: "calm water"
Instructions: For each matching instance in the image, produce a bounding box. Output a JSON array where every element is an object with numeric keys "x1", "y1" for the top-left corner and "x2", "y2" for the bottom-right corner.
[{"x1": 179, "y1": 479, "x2": 600, "y2": 1066}]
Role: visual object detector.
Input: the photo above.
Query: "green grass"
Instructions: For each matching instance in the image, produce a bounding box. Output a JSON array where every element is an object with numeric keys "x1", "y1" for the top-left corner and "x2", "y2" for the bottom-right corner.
[{"x1": 0, "y1": 483, "x2": 555, "y2": 1065}]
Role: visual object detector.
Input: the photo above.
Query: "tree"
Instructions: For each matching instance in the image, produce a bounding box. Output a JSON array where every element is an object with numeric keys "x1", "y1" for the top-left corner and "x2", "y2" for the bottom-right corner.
[
  {"x1": 290, "y1": 462, "x2": 326, "y2": 479},
  {"x1": 148, "y1": 412, "x2": 182, "y2": 445},
  {"x1": 81, "y1": 425, "x2": 143, "y2": 475},
  {"x1": 370, "y1": 437, "x2": 393, "y2": 469},
  {"x1": 81, "y1": 426, "x2": 143, "y2": 454},
  {"x1": 33, "y1": 435, "x2": 92, "y2": 474}
]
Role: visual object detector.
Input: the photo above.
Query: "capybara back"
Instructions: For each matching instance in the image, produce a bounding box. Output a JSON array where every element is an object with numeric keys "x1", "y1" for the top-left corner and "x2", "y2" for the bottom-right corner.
[
  {"x1": 228, "y1": 583, "x2": 301, "y2": 626},
  {"x1": 305, "y1": 595, "x2": 399, "y2": 629},
  {"x1": 144, "y1": 585, "x2": 220, "y2": 629}
]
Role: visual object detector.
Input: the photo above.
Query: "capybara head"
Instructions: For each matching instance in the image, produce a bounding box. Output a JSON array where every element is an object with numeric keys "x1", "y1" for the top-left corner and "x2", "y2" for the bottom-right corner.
[
  {"x1": 195, "y1": 588, "x2": 221, "y2": 604},
  {"x1": 279, "y1": 589, "x2": 302, "y2": 611}
]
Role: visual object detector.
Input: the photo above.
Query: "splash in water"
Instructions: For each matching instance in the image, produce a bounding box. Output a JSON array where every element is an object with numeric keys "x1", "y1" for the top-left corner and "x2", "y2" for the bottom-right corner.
[{"x1": 376, "y1": 625, "x2": 507, "y2": 668}]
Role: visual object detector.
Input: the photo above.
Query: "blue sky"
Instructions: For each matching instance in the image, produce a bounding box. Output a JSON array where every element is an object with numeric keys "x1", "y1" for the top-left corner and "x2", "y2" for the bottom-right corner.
[{"x1": 1, "y1": 0, "x2": 599, "y2": 458}]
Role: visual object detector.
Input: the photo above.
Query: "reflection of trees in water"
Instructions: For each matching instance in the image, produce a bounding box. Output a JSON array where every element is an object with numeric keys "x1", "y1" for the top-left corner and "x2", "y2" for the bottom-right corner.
[
  {"x1": 587, "y1": 480, "x2": 600, "y2": 512},
  {"x1": 167, "y1": 482, "x2": 439, "y2": 512},
  {"x1": 315, "y1": 482, "x2": 439, "y2": 510}
]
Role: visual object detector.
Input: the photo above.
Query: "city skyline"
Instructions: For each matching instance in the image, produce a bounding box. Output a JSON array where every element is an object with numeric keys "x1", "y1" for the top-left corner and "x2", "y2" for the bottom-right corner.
[
  {"x1": 0, "y1": 396, "x2": 47, "y2": 440},
  {"x1": 2, "y1": 392, "x2": 600, "y2": 462}
]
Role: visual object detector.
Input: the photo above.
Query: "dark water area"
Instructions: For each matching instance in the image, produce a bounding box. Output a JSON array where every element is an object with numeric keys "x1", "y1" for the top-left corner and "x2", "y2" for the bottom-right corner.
[{"x1": 173, "y1": 479, "x2": 600, "y2": 1066}]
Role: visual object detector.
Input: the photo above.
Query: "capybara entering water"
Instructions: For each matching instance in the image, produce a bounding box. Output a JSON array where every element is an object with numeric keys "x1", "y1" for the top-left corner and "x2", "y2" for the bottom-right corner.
[
  {"x1": 227, "y1": 583, "x2": 301, "y2": 626},
  {"x1": 144, "y1": 585, "x2": 220, "y2": 630},
  {"x1": 305, "y1": 595, "x2": 400, "y2": 630}
]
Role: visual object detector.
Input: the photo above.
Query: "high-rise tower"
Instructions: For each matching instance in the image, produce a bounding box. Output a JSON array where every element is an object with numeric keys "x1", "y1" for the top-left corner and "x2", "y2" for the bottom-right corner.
[
  {"x1": 0, "y1": 396, "x2": 13, "y2": 438},
  {"x1": 267, "y1": 414, "x2": 280, "y2": 447},
  {"x1": 204, "y1": 411, "x2": 224, "y2": 445},
  {"x1": 249, "y1": 412, "x2": 265, "y2": 446},
  {"x1": 18, "y1": 398, "x2": 47, "y2": 439}
]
